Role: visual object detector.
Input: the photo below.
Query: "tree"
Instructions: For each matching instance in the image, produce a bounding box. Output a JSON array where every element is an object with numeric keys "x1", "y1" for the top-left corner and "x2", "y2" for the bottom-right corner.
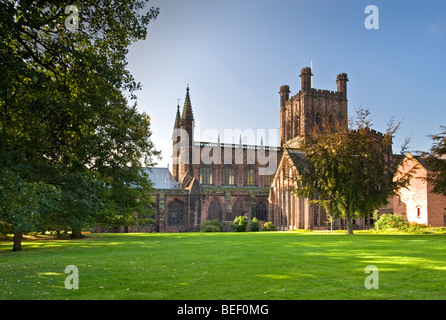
[
  {"x1": 0, "y1": 168, "x2": 60, "y2": 251},
  {"x1": 426, "y1": 126, "x2": 446, "y2": 196},
  {"x1": 0, "y1": 1, "x2": 160, "y2": 249},
  {"x1": 290, "y1": 109, "x2": 414, "y2": 234}
]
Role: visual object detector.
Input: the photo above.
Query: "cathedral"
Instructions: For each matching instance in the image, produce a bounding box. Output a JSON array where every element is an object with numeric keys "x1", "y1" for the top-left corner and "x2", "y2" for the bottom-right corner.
[
  {"x1": 270, "y1": 68, "x2": 380, "y2": 230},
  {"x1": 147, "y1": 84, "x2": 282, "y2": 232},
  {"x1": 141, "y1": 67, "x2": 446, "y2": 233},
  {"x1": 145, "y1": 67, "x2": 357, "y2": 232}
]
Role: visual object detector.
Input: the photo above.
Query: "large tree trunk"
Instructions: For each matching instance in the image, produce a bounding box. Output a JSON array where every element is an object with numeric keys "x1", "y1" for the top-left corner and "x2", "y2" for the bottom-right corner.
[
  {"x1": 70, "y1": 228, "x2": 83, "y2": 239},
  {"x1": 345, "y1": 210, "x2": 354, "y2": 234},
  {"x1": 12, "y1": 232, "x2": 22, "y2": 251},
  {"x1": 345, "y1": 215, "x2": 354, "y2": 234}
]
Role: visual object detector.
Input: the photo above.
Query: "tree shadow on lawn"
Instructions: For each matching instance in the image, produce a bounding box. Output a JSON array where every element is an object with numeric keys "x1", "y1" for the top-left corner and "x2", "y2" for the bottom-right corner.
[{"x1": 251, "y1": 234, "x2": 446, "y2": 299}]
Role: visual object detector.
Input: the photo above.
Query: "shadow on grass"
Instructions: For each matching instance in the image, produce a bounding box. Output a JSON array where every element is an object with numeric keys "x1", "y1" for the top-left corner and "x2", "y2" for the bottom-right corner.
[{"x1": 1, "y1": 232, "x2": 445, "y2": 299}]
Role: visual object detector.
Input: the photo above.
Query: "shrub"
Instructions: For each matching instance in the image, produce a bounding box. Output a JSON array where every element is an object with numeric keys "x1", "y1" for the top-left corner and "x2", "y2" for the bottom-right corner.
[
  {"x1": 375, "y1": 214, "x2": 409, "y2": 231},
  {"x1": 407, "y1": 222, "x2": 430, "y2": 233},
  {"x1": 200, "y1": 219, "x2": 223, "y2": 232},
  {"x1": 263, "y1": 221, "x2": 276, "y2": 231},
  {"x1": 251, "y1": 217, "x2": 260, "y2": 231},
  {"x1": 231, "y1": 216, "x2": 248, "y2": 232}
]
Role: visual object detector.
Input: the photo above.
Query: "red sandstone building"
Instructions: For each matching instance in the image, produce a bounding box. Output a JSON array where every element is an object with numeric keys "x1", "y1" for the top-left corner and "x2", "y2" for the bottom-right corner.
[
  {"x1": 269, "y1": 68, "x2": 379, "y2": 230},
  {"x1": 393, "y1": 153, "x2": 446, "y2": 227},
  {"x1": 147, "y1": 86, "x2": 281, "y2": 232},
  {"x1": 142, "y1": 67, "x2": 446, "y2": 232}
]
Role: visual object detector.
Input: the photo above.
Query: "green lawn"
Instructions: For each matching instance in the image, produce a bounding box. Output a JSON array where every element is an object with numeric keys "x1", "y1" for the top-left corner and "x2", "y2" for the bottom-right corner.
[{"x1": 0, "y1": 232, "x2": 445, "y2": 300}]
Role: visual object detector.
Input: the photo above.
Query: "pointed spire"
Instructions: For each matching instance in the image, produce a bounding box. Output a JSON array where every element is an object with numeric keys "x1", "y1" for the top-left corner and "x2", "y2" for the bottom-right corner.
[
  {"x1": 181, "y1": 85, "x2": 194, "y2": 123},
  {"x1": 172, "y1": 104, "x2": 181, "y2": 141},
  {"x1": 173, "y1": 104, "x2": 181, "y2": 129}
]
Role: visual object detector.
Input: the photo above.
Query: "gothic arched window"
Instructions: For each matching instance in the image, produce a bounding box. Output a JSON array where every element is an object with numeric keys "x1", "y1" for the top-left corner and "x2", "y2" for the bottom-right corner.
[
  {"x1": 168, "y1": 200, "x2": 184, "y2": 227},
  {"x1": 255, "y1": 202, "x2": 268, "y2": 221},
  {"x1": 328, "y1": 113, "x2": 334, "y2": 127},
  {"x1": 223, "y1": 167, "x2": 235, "y2": 185},
  {"x1": 315, "y1": 112, "x2": 322, "y2": 128},
  {"x1": 208, "y1": 199, "x2": 223, "y2": 222},
  {"x1": 230, "y1": 198, "x2": 248, "y2": 221},
  {"x1": 245, "y1": 168, "x2": 256, "y2": 186},
  {"x1": 200, "y1": 167, "x2": 213, "y2": 185}
]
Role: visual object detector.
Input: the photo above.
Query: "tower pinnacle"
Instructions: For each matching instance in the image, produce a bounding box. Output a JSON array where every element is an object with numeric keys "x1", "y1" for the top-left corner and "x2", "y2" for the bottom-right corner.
[{"x1": 181, "y1": 86, "x2": 194, "y2": 123}]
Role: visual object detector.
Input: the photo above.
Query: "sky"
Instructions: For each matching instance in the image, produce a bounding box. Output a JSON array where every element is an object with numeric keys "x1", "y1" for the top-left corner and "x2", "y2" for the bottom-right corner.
[{"x1": 126, "y1": 0, "x2": 446, "y2": 168}]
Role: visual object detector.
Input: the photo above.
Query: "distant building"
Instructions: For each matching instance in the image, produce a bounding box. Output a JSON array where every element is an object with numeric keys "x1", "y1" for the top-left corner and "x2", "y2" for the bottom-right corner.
[{"x1": 393, "y1": 153, "x2": 446, "y2": 227}]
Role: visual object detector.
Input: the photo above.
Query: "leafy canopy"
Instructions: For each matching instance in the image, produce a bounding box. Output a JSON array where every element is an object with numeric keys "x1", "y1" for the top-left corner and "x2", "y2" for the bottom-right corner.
[
  {"x1": 0, "y1": 1, "x2": 160, "y2": 242},
  {"x1": 290, "y1": 108, "x2": 414, "y2": 233}
]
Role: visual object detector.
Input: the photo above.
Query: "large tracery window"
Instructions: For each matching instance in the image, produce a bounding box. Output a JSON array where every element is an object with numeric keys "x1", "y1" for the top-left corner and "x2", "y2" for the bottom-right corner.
[
  {"x1": 168, "y1": 200, "x2": 184, "y2": 227},
  {"x1": 208, "y1": 199, "x2": 223, "y2": 222}
]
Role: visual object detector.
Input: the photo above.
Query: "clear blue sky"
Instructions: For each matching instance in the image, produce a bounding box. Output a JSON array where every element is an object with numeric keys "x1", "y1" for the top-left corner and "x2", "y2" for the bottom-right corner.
[{"x1": 126, "y1": 0, "x2": 446, "y2": 168}]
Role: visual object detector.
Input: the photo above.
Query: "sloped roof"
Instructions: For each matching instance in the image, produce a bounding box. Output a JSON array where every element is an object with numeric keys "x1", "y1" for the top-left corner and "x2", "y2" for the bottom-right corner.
[
  {"x1": 286, "y1": 148, "x2": 306, "y2": 169},
  {"x1": 145, "y1": 167, "x2": 180, "y2": 189},
  {"x1": 414, "y1": 156, "x2": 433, "y2": 171}
]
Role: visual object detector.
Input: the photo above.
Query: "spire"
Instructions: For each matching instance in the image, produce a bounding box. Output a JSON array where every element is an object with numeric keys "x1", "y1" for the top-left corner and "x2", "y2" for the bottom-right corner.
[
  {"x1": 181, "y1": 85, "x2": 194, "y2": 123},
  {"x1": 172, "y1": 104, "x2": 181, "y2": 141},
  {"x1": 173, "y1": 104, "x2": 181, "y2": 129}
]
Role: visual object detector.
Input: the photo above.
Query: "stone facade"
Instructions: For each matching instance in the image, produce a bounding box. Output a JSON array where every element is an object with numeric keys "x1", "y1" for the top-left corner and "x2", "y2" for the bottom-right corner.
[
  {"x1": 270, "y1": 68, "x2": 378, "y2": 231},
  {"x1": 279, "y1": 68, "x2": 348, "y2": 146},
  {"x1": 140, "y1": 67, "x2": 446, "y2": 233},
  {"x1": 149, "y1": 86, "x2": 282, "y2": 232}
]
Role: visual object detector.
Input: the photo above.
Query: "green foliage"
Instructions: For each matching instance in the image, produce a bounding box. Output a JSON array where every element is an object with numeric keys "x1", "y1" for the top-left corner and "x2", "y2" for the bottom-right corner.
[
  {"x1": 0, "y1": 168, "x2": 61, "y2": 235},
  {"x1": 263, "y1": 221, "x2": 276, "y2": 231},
  {"x1": 250, "y1": 217, "x2": 260, "y2": 231},
  {"x1": 375, "y1": 214, "x2": 409, "y2": 231},
  {"x1": 0, "y1": 1, "x2": 160, "y2": 249},
  {"x1": 291, "y1": 108, "x2": 414, "y2": 234},
  {"x1": 200, "y1": 219, "x2": 223, "y2": 232},
  {"x1": 407, "y1": 222, "x2": 430, "y2": 233},
  {"x1": 426, "y1": 126, "x2": 446, "y2": 196},
  {"x1": 374, "y1": 214, "x2": 435, "y2": 233},
  {"x1": 230, "y1": 216, "x2": 248, "y2": 232}
]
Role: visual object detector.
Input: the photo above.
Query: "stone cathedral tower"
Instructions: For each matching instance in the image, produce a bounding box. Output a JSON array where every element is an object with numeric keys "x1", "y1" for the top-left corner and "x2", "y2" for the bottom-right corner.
[
  {"x1": 172, "y1": 85, "x2": 195, "y2": 184},
  {"x1": 279, "y1": 67, "x2": 348, "y2": 147},
  {"x1": 270, "y1": 67, "x2": 354, "y2": 231}
]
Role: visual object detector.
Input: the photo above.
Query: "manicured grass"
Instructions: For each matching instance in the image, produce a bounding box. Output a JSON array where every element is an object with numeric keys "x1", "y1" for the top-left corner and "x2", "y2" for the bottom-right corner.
[{"x1": 0, "y1": 232, "x2": 445, "y2": 300}]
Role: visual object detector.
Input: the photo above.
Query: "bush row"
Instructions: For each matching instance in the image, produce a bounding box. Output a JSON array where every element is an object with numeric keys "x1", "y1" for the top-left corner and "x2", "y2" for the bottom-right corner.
[
  {"x1": 200, "y1": 217, "x2": 276, "y2": 232},
  {"x1": 375, "y1": 213, "x2": 438, "y2": 233}
]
